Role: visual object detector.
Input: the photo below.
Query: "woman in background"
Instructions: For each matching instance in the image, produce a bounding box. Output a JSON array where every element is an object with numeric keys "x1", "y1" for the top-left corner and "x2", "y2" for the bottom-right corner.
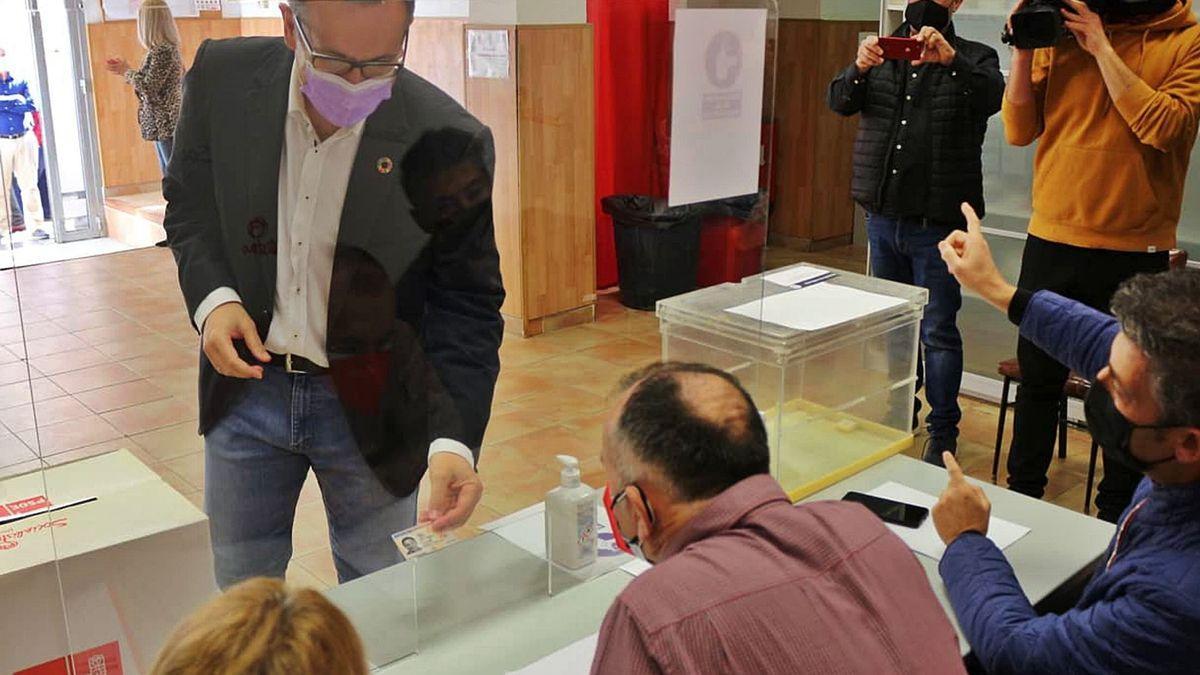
[
  {"x1": 104, "y1": 0, "x2": 182, "y2": 177},
  {"x1": 150, "y1": 577, "x2": 369, "y2": 675}
]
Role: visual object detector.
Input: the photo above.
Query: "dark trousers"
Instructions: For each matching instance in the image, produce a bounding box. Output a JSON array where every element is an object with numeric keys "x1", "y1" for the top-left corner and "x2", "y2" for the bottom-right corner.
[
  {"x1": 867, "y1": 213, "x2": 964, "y2": 443},
  {"x1": 1009, "y1": 235, "x2": 1168, "y2": 522}
]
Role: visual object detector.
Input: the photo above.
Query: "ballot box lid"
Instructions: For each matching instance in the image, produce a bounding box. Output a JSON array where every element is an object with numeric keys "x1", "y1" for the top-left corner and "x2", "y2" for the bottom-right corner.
[
  {"x1": 0, "y1": 450, "x2": 207, "y2": 574},
  {"x1": 656, "y1": 263, "x2": 929, "y2": 361}
]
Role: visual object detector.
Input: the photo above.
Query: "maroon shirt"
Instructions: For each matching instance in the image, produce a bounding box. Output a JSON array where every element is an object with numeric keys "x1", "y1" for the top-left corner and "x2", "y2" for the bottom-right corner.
[{"x1": 590, "y1": 475, "x2": 964, "y2": 674}]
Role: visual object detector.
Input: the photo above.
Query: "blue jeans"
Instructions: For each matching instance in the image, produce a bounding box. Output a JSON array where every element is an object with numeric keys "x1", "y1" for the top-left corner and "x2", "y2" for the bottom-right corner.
[
  {"x1": 155, "y1": 137, "x2": 173, "y2": 176},
  {"x1": 867, "y1": 213, "x2": 963, "y2": 443},
  {"x1": 204, "y1": 367, "x2": 416, "y2": 589}
]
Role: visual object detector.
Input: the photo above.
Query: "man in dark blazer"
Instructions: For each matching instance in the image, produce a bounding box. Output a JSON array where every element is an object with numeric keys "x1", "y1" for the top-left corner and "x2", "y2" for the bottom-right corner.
[{"x1": 163, "y1": 0, "x2": 504, "y2": 588}]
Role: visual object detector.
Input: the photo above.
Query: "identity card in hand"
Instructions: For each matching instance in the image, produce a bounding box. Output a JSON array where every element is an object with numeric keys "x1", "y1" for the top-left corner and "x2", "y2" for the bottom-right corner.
[{"x1": 392, "y1": 524, "x2": 458, "y2": 560}]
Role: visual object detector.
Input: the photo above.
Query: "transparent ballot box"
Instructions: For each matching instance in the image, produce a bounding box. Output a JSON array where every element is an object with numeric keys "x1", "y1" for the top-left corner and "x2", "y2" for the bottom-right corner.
[{"x1": 657, "y1": 264, "x2": 929, "y2": 501}]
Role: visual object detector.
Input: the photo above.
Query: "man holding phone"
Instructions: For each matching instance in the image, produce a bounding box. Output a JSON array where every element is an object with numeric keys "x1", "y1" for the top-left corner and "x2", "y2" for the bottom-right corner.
[{"x1": 828, "y1": 0, "x2": 1005, "y2": 467}]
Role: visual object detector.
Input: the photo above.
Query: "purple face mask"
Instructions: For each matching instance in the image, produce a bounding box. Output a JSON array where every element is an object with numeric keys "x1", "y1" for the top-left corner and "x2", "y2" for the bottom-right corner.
[{"x1": 300, "y1": 62, "x2": 394, "y2": 128}]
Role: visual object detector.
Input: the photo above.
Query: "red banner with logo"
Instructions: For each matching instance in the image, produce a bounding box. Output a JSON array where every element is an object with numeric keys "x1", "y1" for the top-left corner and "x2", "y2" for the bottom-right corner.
[{"x1": 15, "y1": 641, "x2": 123, "y2": 675}]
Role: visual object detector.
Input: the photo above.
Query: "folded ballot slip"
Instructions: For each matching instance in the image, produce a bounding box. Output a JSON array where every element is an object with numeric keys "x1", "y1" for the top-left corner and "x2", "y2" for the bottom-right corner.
[{"x1": 392, "y1": 524, "x2": 458, "y2": 561}]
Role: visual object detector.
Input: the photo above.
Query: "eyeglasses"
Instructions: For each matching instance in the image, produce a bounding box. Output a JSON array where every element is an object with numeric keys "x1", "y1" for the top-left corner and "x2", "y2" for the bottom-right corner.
[{"x1": 294, "y1": 16, "x2": 408, "y2": 80}]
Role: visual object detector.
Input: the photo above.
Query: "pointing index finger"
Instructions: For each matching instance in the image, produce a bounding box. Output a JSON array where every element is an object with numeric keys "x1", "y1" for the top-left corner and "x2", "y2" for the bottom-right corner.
[
  {"x1": 945, "y1": 452, "x2": 966, "y2": 485},
  {"x1": 961, "y1": 202, "x2": 982, "y2": 236}
]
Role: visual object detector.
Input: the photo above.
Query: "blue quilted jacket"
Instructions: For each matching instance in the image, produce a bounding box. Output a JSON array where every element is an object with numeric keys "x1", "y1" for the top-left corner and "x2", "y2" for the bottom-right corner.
[{"x1": 939, "y1": 290, "x2": 1200, "y2": 674}]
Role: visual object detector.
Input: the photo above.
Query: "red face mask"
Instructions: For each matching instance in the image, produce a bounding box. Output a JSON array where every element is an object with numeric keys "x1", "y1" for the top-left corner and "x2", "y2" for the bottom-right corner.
[
  {"x1": 602, "y1": 484, "x2": 633, "y2": 555},
  {"x1": 603, "y1": 483, "x2": 654, "y2": 561}
]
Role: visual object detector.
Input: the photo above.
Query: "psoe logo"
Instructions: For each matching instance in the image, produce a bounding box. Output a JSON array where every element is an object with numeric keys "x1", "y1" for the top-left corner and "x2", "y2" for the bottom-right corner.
[{"x1": 705, "y1": 30, "x2": 743, "y2": 89}]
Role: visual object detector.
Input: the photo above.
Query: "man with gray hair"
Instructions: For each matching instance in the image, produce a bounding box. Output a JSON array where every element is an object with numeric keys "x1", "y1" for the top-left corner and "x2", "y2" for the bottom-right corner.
[
  {"x1": 933, "y1": 203, "x2": 1200, "y2": 673},
  {"x1": 591, "y1": 362, "x2": 963, "y2": 674}
]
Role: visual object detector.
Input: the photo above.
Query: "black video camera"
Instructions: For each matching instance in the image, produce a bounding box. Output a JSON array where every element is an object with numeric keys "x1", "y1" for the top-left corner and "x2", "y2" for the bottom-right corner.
[{"x1": 1002, "y1": 0, "x2": 1174, "y2": 50}]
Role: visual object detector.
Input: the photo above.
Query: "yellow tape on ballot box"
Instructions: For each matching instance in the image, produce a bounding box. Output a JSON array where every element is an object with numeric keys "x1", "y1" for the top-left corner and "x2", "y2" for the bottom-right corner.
[{"x1": 760, "y1": 399, "x2": 914, "y2": 503}]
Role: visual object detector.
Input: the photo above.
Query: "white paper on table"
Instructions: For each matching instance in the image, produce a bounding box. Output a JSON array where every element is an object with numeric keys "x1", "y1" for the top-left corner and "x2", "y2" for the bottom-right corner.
[
  {"x1": 725, "y1": 284, "x2": 907, "y2": 332},
  {"x1": 620, "y1": 558, "x2": 652, "y2": 577},
  {"x1": 467, "y1": 29, "x2": 511, "y2": 79},
  {"x1": 762, "y1": 265, "x2": 835, "y2": 288},
  {"x1": 865, "y1": 482, "x2": 1031, "y2": 561},
  {"x1": 507, "y1": 634, "x2": 598, "y2": 675}
]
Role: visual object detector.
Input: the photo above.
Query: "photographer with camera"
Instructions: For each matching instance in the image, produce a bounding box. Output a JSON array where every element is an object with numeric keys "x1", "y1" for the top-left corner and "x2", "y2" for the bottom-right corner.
[
  {"x1": 1001, "y1": 0, "x2": 1200, "y2": 523},
  {"x1": 829, "y1": 0, "x2": 1004, "y2": 466}
]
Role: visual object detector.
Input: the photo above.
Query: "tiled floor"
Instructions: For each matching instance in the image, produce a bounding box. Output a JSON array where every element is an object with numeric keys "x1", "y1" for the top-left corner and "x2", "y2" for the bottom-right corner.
[{"x1": 0, "y1": 245, "x2": 1106, "y2": 591}]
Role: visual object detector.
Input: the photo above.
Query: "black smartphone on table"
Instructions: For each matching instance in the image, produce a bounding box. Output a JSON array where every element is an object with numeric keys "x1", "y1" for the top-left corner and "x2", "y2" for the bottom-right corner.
[{"x1": 842, "y1": 491, "x2": 929, "y2": 529}]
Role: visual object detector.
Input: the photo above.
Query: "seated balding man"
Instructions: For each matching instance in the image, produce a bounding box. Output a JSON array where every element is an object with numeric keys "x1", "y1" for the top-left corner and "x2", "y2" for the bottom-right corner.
[{"x1": 591, "y1": 362, "x2": 964, "y2": 674}]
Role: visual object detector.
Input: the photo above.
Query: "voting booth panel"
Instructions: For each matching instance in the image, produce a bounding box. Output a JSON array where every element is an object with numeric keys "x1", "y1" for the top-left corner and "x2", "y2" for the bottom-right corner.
[
  {"x1": 0, "y1": 452, "x2": 216, "y2": 674},
  {"x1": 658, "y1": 263, "x2": 928, "y2": 501}
]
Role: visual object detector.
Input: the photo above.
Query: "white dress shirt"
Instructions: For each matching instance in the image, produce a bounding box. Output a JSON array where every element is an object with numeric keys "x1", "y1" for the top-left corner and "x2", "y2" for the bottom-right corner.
[{"x1": 195, "y1": 58, "x2": 474, "y2": 467}]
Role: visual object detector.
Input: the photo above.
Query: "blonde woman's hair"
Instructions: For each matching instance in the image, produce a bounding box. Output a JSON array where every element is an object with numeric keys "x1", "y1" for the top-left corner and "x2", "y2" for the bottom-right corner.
[
  {"x1": 150, "y1": 578, "x2": 369, "y2": 675},
  {"x1": 138, "y1": 0, "x2": 180, "y2": 50}
]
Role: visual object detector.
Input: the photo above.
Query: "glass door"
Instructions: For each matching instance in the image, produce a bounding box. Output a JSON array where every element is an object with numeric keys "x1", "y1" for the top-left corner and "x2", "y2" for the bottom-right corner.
[
  {"x1": 7, "y1": 0, "x2": 105, "y2": 245},
  {"x1": 32, "y1": 0, "x2": 105, "y2": 242}
]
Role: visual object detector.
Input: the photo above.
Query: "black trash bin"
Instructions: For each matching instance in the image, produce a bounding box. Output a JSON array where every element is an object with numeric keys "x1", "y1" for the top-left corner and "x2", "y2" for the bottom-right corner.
[{"x1": 602, "y1": 195, "x2": 709, "y2": 311}]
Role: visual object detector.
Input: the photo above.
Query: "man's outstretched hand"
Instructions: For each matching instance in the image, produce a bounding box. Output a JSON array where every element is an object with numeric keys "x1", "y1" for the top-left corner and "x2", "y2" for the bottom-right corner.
[
  {"x1": 932, "y1": 453, "x2": 992, "y2": 546},
  {"x1": 420, "y1": 453, "x2": 483, "y2": 533},
  {"x1": 938, "y1": 203, "x2": 1017, "y2": 313}
]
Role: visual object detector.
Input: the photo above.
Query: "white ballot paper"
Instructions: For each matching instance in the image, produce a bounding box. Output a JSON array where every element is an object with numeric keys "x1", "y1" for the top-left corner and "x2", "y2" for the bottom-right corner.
[
  {"x1": 866, "y1": 482, "x2": 1030, "y2": 561},
  {"x1": 725, "y1": 284, "x2": 907, "y2": 332},
  {"x1": 507, "y1": 634, "x2": 599, "y2": 675},
  {"x1": 762, "y1": 265, "x2": 836, "y2": 288}
]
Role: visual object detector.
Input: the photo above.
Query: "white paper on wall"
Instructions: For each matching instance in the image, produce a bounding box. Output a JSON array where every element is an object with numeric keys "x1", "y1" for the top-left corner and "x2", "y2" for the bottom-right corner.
[
  {"x1": 102, "y1": 0, "x2": 199, "y2": 20},
  {"x1": 467, "y1": 29, "x2": 511, "y2": 79},
  {"x1": 668, "y1": 8, "x2": 768, "y2": 207}
]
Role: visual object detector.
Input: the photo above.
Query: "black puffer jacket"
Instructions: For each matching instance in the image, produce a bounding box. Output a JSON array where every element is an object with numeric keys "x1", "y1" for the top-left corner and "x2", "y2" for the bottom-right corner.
[{"x1": 828, "y1": 23, "x2": 1004, "y2": 226}]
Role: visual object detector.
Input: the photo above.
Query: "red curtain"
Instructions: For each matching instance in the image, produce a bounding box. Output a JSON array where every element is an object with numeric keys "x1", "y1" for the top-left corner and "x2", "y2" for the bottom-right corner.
[{"x1": 589, "y1": 0, "x2": 673, "y2": 289}]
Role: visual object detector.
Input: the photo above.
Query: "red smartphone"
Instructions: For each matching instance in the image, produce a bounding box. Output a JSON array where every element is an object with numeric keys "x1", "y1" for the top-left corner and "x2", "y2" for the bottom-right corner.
[{"x1": 877, "y1": 36, "x2": 922, "y2": 61}]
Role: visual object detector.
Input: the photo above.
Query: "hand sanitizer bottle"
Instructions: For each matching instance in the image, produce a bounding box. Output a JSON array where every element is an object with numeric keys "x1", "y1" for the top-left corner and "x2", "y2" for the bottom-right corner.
[{"x1": 546, "y1": 455, "x2": 597, "y2": 570}]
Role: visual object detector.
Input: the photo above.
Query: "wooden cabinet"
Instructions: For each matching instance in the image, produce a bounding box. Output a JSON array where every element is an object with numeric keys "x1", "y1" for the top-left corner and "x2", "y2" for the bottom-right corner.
[{"x1": 465, "y1": 24, "x2": 597, "y2": 336}]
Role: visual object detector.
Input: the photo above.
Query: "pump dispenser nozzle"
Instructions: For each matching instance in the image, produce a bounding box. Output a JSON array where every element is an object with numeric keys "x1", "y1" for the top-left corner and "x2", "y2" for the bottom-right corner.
[{"x1": 556, "y1": 455, "x2": 581, "y2": 487}]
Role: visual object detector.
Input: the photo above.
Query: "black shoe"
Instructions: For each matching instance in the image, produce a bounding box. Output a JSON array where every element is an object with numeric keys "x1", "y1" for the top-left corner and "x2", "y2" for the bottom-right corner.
[{"x1": 922, "y1": 437, "x2": 957, "y2": 467}]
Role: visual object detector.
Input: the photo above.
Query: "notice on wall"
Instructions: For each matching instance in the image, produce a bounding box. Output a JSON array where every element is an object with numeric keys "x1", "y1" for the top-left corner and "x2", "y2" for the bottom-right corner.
[
  {"x1": 195, "y1": 0, "x2": 221, "y2": 11},
  {"x1": 668, "y1": 8, "x2": 768, "y2": 207},
  {"x1": 467, "y1": 29, "x2": 511, "y2": 80},
  {"x1": 102, "y1": 0, "x2": 199, "y2": 21}
]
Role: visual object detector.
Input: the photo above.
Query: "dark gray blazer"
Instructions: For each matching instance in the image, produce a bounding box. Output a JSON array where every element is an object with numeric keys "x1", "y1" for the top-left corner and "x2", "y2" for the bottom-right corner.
[{"x1": 163, "y1": 37, "x2": 505, "y2": 497}]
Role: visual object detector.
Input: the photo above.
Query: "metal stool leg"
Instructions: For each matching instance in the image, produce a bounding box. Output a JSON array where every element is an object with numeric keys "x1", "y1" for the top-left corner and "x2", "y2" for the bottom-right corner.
[
  {"x1": 993, "y1": 377, "x2": 1012, "y2": 483},
  {"x1": 1085, "y1": 440, "x2": 1100, "y2": 515},
  {"x1": 1058, "y1": 396, "x2": 1069, "y2": 460}
]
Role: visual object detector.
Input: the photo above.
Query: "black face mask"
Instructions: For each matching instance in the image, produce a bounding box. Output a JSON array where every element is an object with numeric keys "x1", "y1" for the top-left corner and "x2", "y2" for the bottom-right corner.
[
  {"x1": 1084, "y1": 384, "x2": 1176, "y2": 474},
  {"x1": 905, "y1": 0, "x2": 952, "y2": 31}
]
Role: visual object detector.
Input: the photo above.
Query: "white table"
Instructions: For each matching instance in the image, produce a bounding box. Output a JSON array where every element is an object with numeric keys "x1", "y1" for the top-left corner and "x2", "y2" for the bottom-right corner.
[
  {"x1": 329, "y1": 455, "x2": 1116, "y2": 672},
  {"x1": 802, "y1": 455, "x2": 1117, "y2": 654}
]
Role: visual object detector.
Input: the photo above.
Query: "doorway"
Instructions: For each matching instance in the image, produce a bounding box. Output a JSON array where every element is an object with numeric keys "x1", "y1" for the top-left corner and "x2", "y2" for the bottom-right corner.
[{"x1": 1, "y1": 0, "x2": 107, "y2": 266}]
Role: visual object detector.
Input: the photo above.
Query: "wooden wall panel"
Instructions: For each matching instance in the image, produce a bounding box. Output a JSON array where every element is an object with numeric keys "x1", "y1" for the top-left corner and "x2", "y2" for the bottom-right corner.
[
  {"x1": 516, "y1": 25, "x2": 595, "y2": 321},
  {"x1": 88, "y1": 13, "x2": 241, "y2": 188},
  {"x1": 771, "y1": 18, "x2": 873, "y2": 249},
  {"x1": 464, "y1": 26, "x2": 523, "y2": 320},
  {"x1": 407, "y1": 18, "x2": 467, "y2": 105},
  {"x1": 239, "y1": 17, "x2": 284, "y2": 36}
]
